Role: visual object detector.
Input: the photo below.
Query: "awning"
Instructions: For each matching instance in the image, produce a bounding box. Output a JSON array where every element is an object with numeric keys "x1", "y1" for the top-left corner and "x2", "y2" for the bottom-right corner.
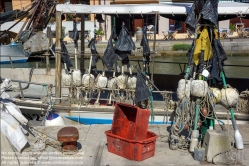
[{"x1": 56, "y1": 2, "x2": 249, "y2": 17}]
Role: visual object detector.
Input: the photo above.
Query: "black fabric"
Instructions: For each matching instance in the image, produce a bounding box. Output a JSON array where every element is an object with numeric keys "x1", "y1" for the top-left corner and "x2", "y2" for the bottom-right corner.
[
  {"x1": 185, "y1": 0, "x2": 199, "y2": 30},
  {"x1": 135, "y1": 71, "x2": 150, "y2": 104},
  {"x1": 140, "y1": 29, "x2": 150, "y2": 57},
  {"x1": 213, "y1": 38, "x2": 227, "y2": 69},
  {"x1": 115, "y1": 49, "x2": 131, "y2": 61},
  {"x1": 88, "y1": 36, "x2": 100, "y2": 70},
  {"x1": 61, "y1": 41, "x2": 73, "y2": 71},
  {"x1": 201, "y1": 0, "x2": 218, "y2": 26},
  {"x1": 95, "y1": 14, "x2": 105, "y2": 23},
  {"x1": 70, "y1": 21, "x2": 79, "y2": 49},
  {"x1": 121, "y1": 57, "x2": 130, "y2": 68},
  {"x1": 186, "y1": 41, "x2": 195, "y2": 65},
  {"x1": 115, "y1": 22, "x2": 135, "y2": 52},
  {"x1": 102, "y1": 29, "x2": 116, "y2": 71}
]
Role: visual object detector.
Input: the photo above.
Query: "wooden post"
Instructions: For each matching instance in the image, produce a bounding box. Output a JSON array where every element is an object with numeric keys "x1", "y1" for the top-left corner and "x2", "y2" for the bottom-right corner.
[
  {"x1": 80, "y1": 14, "x2": 85, "y2": 74},
  {"x1": 55, "y1": 11, "x2": 62, "y2": 104}
]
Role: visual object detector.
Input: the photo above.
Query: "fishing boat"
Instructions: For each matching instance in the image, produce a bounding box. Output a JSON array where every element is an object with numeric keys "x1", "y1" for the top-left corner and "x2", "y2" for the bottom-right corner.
[
  {"x1": 0, "y1": 42, "x2": 29, "y2": 64},
  {"x1": 0, "y1": 0, "x2": 56, "y2": 64}
]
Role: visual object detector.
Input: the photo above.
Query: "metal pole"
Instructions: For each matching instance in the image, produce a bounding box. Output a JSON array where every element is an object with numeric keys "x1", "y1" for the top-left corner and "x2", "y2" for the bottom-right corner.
[
  {"x1": 9, "y1": 56, "x2": 14, "y2": 69},
  {"x1": 80, "y1": 14, "x2": 85, "y2": 74},
  {"x1": 55, "y1": 11, "x2": 62, "y2": 104},
  {"x1": 151, "y1": 12, "x2": 158, "y2": 82},
  {"x1": 113, "y1": 0, "x2": 116, "y2": 34}
]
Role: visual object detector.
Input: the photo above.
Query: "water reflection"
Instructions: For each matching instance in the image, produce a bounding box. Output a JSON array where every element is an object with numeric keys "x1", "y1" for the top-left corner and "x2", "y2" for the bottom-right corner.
[{"x1": 1, "y1": 56, "x2": 248, "y2": 78}]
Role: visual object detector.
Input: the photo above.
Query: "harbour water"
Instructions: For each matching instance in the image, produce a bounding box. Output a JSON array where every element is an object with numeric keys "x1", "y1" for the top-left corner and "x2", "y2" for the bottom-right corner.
[{"x1": 1, "y1": 56, "x2": 249, "y2": 78}]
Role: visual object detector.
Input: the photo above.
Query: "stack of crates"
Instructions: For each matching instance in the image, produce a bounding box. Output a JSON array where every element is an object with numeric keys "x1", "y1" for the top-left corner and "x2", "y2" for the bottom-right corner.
[{"x1": 105, "y1": 102, "x2": 158, "y2": 161}]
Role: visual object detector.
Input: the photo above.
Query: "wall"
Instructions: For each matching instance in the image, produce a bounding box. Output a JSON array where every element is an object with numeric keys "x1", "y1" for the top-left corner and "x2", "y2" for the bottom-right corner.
[
  {"x1": 12, "y1": 0, "x2": 31, "y2": 10},
  {"x1": 158, "y1": 16, "x2": 169, "y2": 36}
]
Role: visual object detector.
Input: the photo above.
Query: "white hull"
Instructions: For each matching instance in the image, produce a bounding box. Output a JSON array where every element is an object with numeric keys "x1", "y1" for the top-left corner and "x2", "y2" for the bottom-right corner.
[{"x1": 0, "y1": 43, "x2": 28, "y2": 63}]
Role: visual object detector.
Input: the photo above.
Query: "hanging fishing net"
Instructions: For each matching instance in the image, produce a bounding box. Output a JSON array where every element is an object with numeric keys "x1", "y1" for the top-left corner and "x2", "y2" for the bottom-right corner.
[{"x1": 237, "y1": 90, "x2": 249, "y2": 114}]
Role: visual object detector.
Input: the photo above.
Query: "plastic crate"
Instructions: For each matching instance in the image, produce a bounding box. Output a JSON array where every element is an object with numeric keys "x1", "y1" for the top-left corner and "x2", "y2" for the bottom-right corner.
[
  {"x1": 111, "y1": 102, "x2": 150, "y2": 141},
  {"x1": 105, "y1": 130, "x2": 158, "y2": 161}
]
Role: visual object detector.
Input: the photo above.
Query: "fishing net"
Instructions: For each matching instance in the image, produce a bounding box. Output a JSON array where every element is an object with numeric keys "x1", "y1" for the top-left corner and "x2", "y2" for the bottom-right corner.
[
  {"x1": 102, "y1": 29, "x2": 117, "y2": 71},
  {"x1": 237, "y1": 90, "x2": 249, "y2": 114}
]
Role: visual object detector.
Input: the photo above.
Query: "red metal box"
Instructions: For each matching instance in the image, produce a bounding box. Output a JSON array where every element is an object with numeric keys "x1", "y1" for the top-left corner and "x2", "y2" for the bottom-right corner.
[
  {"x1": 111, "y1": 102, "x2": 150, "y2": 141},
  {"x1": 105, "y1": 130, "x2": 158, "y2": 161}
]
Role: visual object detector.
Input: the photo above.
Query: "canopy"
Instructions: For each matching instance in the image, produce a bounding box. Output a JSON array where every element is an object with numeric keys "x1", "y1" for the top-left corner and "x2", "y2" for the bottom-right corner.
[{"x1": 56, "y1": 2, "x2": 249, "y2": 20}]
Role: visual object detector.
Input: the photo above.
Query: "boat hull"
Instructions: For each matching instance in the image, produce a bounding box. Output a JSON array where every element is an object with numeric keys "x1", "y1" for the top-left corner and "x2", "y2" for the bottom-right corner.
[{"x1": 0, "y1": 43, "x2": 28, "y2": 64}]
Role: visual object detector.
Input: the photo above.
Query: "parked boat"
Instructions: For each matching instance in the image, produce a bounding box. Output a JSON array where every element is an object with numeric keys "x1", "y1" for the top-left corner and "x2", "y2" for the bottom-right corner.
[{"x1": 0, "y1": 42, "x2": 29, "y2": 64}]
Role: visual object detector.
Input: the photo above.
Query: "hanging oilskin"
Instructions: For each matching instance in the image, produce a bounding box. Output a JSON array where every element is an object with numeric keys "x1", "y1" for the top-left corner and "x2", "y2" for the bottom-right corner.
[
  {"x1": 135, "y1": 71, "x2": 150, "y2": 105},
  {"x1": 115, "y1": 22, "x2": 135, "y2": 60},
  {"x1": 102, "y1": 28, "x2": 116, "y2": 71},
  {"x1": 193, "y1": 27, "x2": 213, "y2": 66}
]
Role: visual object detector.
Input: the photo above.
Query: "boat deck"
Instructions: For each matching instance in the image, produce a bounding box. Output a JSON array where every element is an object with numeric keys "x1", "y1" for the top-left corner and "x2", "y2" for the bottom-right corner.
[{"x1": 1, "y1": 124, "x2": 249, "y2": 166}]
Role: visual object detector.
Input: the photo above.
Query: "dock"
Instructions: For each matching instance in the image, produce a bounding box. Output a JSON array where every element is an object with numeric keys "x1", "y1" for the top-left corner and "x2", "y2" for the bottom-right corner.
[{"x1": 1, "y1": 124, "x2": 249, "y2": 166}]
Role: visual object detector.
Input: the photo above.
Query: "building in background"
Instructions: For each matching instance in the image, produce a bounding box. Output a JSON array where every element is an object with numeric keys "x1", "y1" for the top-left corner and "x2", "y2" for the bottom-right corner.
[{"x1": 1, "y1": 0, "x2": 248, "y2": 39}]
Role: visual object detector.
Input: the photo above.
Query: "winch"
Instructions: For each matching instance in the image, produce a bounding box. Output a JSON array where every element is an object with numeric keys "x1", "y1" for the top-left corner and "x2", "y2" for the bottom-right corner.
[{"x1": 57, "y1": 126, "x2": 79, "y2": 152}]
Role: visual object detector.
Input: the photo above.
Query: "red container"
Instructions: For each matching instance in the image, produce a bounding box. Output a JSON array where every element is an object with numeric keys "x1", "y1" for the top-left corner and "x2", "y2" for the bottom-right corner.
[
  {"x1": 105, "y1": 130, "x2": 158, "y2": 161},
  {"x1": 111, "y1": 102, "x2": 150, "y2": 141}
]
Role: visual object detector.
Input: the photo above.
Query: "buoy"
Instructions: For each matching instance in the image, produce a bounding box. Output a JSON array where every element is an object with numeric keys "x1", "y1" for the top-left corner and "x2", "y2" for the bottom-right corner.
[
  {"x1": 230, "y1": 109, "x2": 244, "y2": 149},
  {"x1": 45, "y1": 111, "x2": 65, "y2": 126},
  {"x1": 72, "y1": 48, "x2": 82, "y2": 86},
  {"x1": 220, "y1": 88, "x2": 239, "y2": 108},
  {"x1": 210, "y1": 87, "x2": 222, "y2": 104}
]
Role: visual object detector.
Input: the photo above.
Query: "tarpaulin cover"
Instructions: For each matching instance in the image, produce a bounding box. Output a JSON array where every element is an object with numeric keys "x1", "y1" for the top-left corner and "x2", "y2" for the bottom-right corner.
[
  {"x1": 70, "y1": 21, "x2": 79, "y2": 49},
  {"x1": 102, "y1": 29, "x2": 116, "y2": 71},
  {"x1": 140, "y1": 29, "x2": 150, "y2": 57},
  {"x1": 135, "y1": 71, "x2": 150, "y2": 104},
  {"x1": 61, "y1": 41, "x2": 73, "y2": 71},
  {"x1": 115, "y1": 22, "x2": 135, "y2": 60}
]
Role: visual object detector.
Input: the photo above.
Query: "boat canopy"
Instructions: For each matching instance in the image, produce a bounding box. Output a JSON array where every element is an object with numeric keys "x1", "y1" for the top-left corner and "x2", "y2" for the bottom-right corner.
[{"x1": 56, "y1": 2, "x2": 249, "y2": 20}]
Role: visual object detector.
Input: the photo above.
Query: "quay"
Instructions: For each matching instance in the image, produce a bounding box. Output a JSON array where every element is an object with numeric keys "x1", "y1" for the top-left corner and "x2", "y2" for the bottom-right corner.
[{"x1": 1, "y1": 124, "x2": 249, "y2": 166}]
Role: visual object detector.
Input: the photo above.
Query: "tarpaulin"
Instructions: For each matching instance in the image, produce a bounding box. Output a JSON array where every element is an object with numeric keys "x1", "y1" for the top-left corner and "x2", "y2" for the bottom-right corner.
[
  {"x1": 135, "y1": 71, "x2": 150, "y2": 104},
  {"x1": 102, "y1": 29, "x2": 116, "y2": 71}
]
